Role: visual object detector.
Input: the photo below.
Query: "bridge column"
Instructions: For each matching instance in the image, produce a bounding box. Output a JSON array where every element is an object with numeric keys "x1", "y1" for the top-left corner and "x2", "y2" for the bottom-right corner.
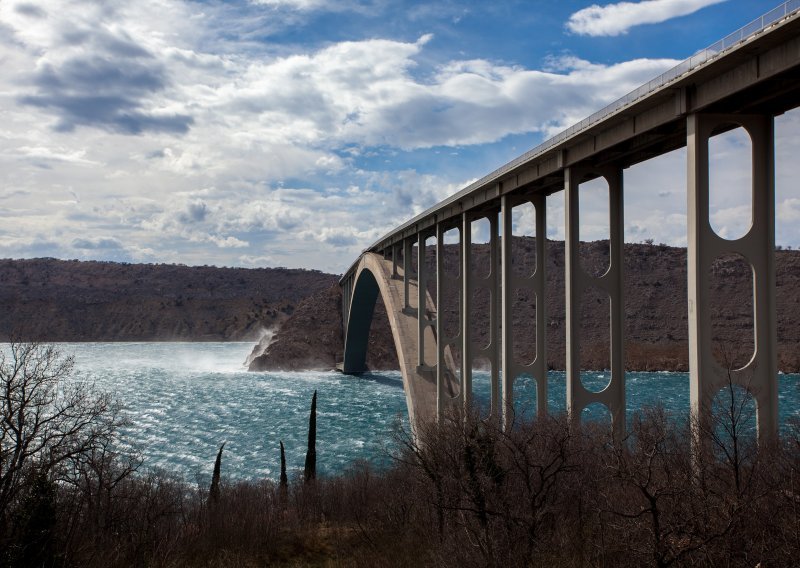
[
  {"x1": 417, "y1": 231, "x2": 436, "y2": 371},
  {"x1": 460, "y1": 210, "x2": 501, "y2": 419},
  {"x1": 436, "y1": 222, "x2": 461, "y2": 419},
  {"x1": 342, "y1": 273, "x2": 352, "y2": 339},
  {"x1": 487, "y1": 210, "x2": 500, "y2": 422},
  {"x1": 403, "y1": 238, "x2": 413, "y2": 312},
  {"x1": 501, "y1": 193, "x2": 548, "y2": 430},
  {"x1": 461, "y1": 213, "x2": 473, "y2": 411},
  {"x1": 565, "y1": 165, "x2": 625, "y2": 441},
  {"x1": 687, "y1": 113, "x2": 777, "y2": 445},
  {"x1": 392, "y1": 243, "x2": 400, "y2": 279}
]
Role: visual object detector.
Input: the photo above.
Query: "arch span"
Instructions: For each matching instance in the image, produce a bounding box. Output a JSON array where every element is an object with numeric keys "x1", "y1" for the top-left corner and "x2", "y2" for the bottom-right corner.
[{"x1": 342, "y1": 252, "x2": 456, "y2": 429}]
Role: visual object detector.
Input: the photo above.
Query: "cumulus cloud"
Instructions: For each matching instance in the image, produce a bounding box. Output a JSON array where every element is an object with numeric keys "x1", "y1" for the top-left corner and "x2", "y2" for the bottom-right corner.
[
  {"x1": 5, "y1": 1, "x2": 193, "y2": 135},
  {"x1": 566, "y1": 0, "x2": 727, "y2": 37},
  {"x1": 0, "y1": 0, "x2": 794, "y2": 273}
]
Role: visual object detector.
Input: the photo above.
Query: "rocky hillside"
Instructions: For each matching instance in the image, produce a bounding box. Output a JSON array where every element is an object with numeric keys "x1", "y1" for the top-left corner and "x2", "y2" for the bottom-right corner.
[
  {"x1": 249, "y1": 241, "x2": 800, "y2": 373},
  {"x1": 0, "y1": 258, "x2": 337, "y2": 341}
]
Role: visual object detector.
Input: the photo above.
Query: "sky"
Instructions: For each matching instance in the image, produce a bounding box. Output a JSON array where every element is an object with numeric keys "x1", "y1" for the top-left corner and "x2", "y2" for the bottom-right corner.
[{"x1": 0, "y1": 0, "x2": 798, "y2": 273}]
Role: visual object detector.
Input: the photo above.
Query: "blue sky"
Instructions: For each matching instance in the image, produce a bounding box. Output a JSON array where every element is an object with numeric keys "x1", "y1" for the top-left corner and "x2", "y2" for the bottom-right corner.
[{"x1": 0, "y1": 0, "x2": 798, "y2": 272}]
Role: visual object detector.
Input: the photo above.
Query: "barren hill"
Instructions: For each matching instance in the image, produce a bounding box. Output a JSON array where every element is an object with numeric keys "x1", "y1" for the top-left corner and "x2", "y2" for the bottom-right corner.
[
  {"x1": 0, "y1": 258, "x2": 337, "y2": 341},
  {"x1": 249, "y1": 241, "x2": 800, "y2": 373}
]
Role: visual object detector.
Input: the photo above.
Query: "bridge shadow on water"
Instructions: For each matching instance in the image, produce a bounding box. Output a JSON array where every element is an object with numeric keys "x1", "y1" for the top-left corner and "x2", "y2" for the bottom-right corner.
[{"x1": 356, "y1": 371, "x2": 405, "y2": 389}]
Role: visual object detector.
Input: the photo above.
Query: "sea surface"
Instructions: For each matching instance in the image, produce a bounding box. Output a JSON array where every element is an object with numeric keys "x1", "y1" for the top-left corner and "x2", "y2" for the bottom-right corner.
[{"x1": 56, "y1": 342, "x2": 800, "y2": 482}]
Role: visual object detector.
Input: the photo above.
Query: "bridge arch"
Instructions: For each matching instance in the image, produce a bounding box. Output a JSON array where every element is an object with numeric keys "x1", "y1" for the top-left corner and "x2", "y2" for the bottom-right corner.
[{"x1": 342, "y1": 252, "x2": 454, "y2": 429}]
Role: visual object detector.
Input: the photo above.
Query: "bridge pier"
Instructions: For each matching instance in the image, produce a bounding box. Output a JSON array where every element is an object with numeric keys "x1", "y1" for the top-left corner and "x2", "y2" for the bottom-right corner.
[
  {"x1": 687, "y1": 113, "x2": 778, "y2": 445},
  {"x1": 460, "y1": 211, "x2": 502, "y2": 421},
  {"x1": 501, "y1": 193, "x2": 548, "y2": 430},
  {"x1": 565, "y1": 165, "x2": 626, "y2": 441},
  {"x1": 436, "y1": 222, "x2": 461, "y2": 416}
]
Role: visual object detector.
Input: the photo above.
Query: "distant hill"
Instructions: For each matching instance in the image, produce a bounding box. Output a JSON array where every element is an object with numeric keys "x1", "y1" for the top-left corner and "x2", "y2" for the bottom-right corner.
[
  {"x1": 249, "y1": 241, "x2": 800, "y2": 373},
  {"x1": 0, "y1": 258, "x2": 337, "y2": 341}
]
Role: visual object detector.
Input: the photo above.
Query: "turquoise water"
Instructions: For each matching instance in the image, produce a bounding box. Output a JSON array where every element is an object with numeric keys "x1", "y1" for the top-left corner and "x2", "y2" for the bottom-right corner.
[{"x1": 61, "y1": 342, "x2": 800, "y2": 482}]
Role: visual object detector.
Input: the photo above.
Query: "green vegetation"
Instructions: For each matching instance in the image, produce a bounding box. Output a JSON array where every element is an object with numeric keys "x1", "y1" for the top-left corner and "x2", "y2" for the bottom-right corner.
[{"x1": 2, "y1": 342, "x2": 799, "y2": 567}]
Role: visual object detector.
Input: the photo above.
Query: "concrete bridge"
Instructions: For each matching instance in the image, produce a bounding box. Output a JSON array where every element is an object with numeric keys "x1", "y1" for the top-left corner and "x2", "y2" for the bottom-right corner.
[{"x1": 339, "y1": 2, "x2": 800, "y2": 442}]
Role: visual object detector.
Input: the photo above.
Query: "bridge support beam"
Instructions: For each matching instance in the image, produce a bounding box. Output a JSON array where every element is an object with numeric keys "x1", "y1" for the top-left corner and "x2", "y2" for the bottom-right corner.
[
  {"x1": 687, "y1": 113, "x2": 777, "y2": 446},
  {"x1": 461, "y1": 211, "x2": 501, "y2": 419},
  {"x1": 565, "y1": 165, "x2": 626, "y2": 441},
  {"x1": 403, "y1": 238, "x2": 413, "y2": 312},
  {"x1": 417, "y1": 232, "x2": 428, "y2": 369},
  {"x1": 501, "y1": 194, "x2": 548, "y2": 430},
  {"x1": 436, "y1": 223, "x2": 461, "y2": 418},
  {"x1": 461, "y1": 213, "x2": 473, "y2": 411}
]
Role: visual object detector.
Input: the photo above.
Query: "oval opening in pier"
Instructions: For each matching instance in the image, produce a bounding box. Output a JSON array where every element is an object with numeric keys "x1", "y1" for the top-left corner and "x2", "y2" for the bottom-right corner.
[
  {"x1": 709, "y1": 253, "x2": 754, "y2": 371},
  {"x1": 423, "y1": 234, "x2": 437, "y2": 324},
  {"x1": 709, "y1": 125, "x2": 753, "y2": 241},
  {"x1": 511, "y1": 372, "x2": 538, "y2": 426},
  {"x1": 409, "y1": 241, "x2": 418, "y2": 279},
  {"x1": 470, "y1": 216, "x2": 493, "y2": 279},
  {"x1": 471, "y1": 356, "x2": 493, "y2": 420},
  {"x1": 709, "y1": 383, "x2": 757, "y2": 460},
  {"x1": 580, "y1": 286, "x2": 611, "y2": 393},
  {"x1": 511, "y1": 287, "x2": 536, "y2": 367},
  {"x1": 579, "y1": 176, "x2": 610, "y2": 279},
  {"x1": 446, "y1": 344, "x2": 462, "y2": 400},
  {"x1": 439, "y1": 288, "x2": 460, "y2": 354},
  {"x1": 471, "y1": 287, "x2": 492, "y2": 351},
  {"x1": 511, "y1": 201, "x2": 537, "y2": 278},
  {"x1": 442, "y1": 226, "x2": 460, "y2": 279}
]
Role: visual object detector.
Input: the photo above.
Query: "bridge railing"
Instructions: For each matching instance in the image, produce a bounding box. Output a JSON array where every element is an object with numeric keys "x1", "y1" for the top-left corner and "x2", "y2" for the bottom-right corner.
[{"x1": 339, "y1": 0, "x2": 800, "y2": 284}]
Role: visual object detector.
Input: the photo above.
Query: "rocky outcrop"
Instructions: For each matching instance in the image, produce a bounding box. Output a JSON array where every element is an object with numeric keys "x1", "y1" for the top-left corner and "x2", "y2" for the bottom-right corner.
[
  {"x1": 249, "y1": 241, "x2": 800, "y2": 373},
  {"x1": 248, "y1": 284, "x2": 344, "y2": 371}
]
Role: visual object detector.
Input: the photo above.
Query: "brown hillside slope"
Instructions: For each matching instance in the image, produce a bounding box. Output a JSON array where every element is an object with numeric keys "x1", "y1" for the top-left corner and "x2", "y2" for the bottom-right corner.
[
  {"x1": 0, "y1": 258, "x2": 337, "y2": 341},
  {"x1": 250, "y1": 241, "x2": 800, "y2": 372}
]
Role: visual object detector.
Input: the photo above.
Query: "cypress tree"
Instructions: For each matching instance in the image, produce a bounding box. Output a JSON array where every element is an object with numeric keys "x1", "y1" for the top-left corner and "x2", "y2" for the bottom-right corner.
[
  {"x1": 280, "y1": 440, "x2": 288, "y2": 489},
  {"x1": 209, "y1": 442, "x2": 225, "y2": 504},
  {"x1": 304, "y1": 390, "x2": 317, "y2": 483},
  {"x1": 279, "y1": 440, "x2": 288, "y2": 506}
]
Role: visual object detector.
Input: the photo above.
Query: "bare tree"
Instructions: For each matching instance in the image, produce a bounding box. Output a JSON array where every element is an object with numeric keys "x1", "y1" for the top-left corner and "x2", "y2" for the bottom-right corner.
[{"x1": 0, "y1": 342, "x2": 127, "y2": 541}]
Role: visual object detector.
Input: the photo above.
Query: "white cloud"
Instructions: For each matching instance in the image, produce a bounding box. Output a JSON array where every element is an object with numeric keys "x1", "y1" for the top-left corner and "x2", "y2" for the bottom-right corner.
[
  {"x1": 249, "y1": 0, "x2": 374, "y2": 13},
  {"x1": 0, "y1": 0, "x2": 795, "y2": 273},
  {"x1": 566, "y1": 0, "x2": 727, "y2": 37}
]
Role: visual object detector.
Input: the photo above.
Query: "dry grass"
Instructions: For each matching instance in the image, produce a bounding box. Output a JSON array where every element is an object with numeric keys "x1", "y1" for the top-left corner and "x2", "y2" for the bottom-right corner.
[{"x1": 3, "y1": 404, "x2": 799, "y2": 567}]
